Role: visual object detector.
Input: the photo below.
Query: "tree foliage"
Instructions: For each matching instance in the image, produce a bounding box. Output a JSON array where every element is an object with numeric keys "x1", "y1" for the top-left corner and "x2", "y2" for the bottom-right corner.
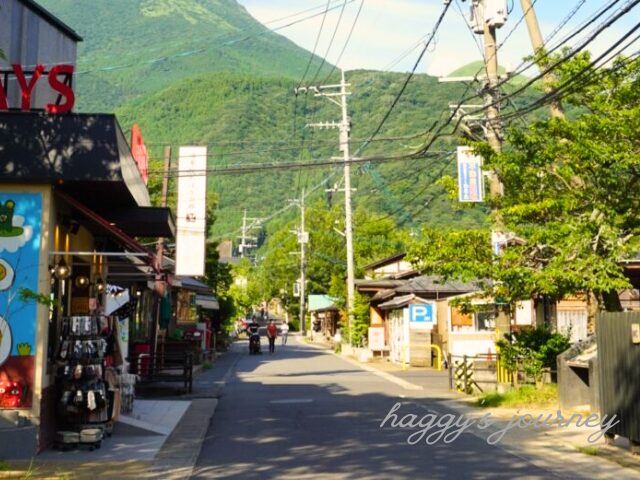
[
  {"x1": 409, "y1": 53, "x2": 640, "y2": 315},
  {"x1": 497, "y1": 326, "x2": 571, "y2": 382}
]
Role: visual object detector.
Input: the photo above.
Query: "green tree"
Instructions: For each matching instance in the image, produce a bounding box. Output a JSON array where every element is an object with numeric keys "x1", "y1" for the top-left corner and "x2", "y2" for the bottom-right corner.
[{"x1": 408, "y1": 53, "x2": 640, "y2": 330}]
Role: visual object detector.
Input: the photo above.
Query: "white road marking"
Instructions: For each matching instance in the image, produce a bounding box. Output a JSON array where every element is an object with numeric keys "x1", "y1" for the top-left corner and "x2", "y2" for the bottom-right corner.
[{"x1": 270, "y1": 398, "x2": 314, "y2": 404}]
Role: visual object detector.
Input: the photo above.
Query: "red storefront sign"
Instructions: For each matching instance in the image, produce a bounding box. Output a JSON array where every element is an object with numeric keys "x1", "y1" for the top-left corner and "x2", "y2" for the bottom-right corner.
[{"x1": 0, "y1": 64, "x2": 75, "y2": 114}]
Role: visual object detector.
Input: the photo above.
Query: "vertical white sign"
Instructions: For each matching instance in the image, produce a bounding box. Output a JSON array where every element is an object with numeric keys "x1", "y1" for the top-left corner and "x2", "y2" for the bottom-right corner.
[{"x1": 176, "y1": 146, "x2": 207, "y2": 276}]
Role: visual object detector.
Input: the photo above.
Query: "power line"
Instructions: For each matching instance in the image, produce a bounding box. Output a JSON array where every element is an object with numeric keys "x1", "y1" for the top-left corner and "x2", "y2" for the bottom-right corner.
[
  {"x1": 297, "y1": 0, "x2": 333, "y2": 88},
  {"x1": 146, "y1": 149, "x2": 450, "y2": 177},
  {"x1": 357, "y1": 1, "x2": 453, "y2": 156},
  {"x1": 145, "y1": 130, "x2": 445, "y2": 158},
  {"x1": 412, "y1": 0, "x2": 640, "y2": 158},
  {"x1": 468, "y1": 7, "x2": 640, "y2": 124},
  {"x1": 311, "y1": 0, "x2": 350, "y2": 82},
  {"x1": 321, "y1": 0, "x2": 365, "y2": 82}
]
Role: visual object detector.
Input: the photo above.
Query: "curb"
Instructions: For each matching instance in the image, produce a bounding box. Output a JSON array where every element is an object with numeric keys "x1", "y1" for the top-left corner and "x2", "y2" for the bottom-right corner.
[
  {"x1": 150, "y1": 398, "x2": 218, "y2": 480},
  {"x1": 151, "y1": 349, "x2": 241, "y2": 479}
]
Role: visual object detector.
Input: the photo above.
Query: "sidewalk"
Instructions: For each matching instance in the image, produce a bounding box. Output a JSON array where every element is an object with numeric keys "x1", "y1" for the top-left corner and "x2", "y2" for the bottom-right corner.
[
  {"x1": 0, "y1": 348, "x2": 240, "y2": 480},
  {"x1": 303, "y1": 336, "x2": 640, "y2": 479}
]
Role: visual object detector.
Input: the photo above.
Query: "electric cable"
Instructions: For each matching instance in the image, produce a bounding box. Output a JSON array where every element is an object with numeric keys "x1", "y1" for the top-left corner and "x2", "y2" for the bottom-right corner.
[
  {"x1": 321, "y1": 0, "x2": 365, "y2": 82},
  {"x1": 311, "y1": 0, "x2": 350, "y2": 83},
  {"x1": 297, "y1": 0, "x2": 332, "y2": 88}
]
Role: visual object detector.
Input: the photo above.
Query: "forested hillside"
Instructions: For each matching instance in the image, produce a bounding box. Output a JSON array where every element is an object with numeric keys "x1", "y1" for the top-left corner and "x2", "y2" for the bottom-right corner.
[
  {"x1": 114, "y1": 69, "x2": 493, "y2": 237},
  {"x1": 38, "y1": 0, "x2": 543, "y2": 241},
  {"x1": 39, "y1": 0, "x2": 331, "y2": 111}
]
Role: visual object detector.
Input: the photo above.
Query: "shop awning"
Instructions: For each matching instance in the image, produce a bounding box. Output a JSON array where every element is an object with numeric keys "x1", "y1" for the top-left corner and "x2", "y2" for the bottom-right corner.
[
  {"x1": 172, "y1": 276, "x2": 213, "y2": 294},
  {"x1": 107, "y1": 207, "x2": 175, "y2": 238},
  {"x1": 56, "y1": 190, "x2": 158, "y2": 273},
  {"x1": 196, "y1": 294, "x2": 219, "y2": 311},
  {"x1": 0, "y1": 112, "x2": 150, "y2": 209}
]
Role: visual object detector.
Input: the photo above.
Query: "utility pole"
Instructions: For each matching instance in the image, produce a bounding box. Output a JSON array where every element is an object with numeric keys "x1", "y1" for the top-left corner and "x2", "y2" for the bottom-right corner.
[
  {"x1": 481, "y1": 3, "x2": 511, "y2": 336},
  {"x1": 483, "y1": 19, "x2": 503, "y2": 196},
  {"x1": 299, "y1": 188, "x2": 307, "y2": 337},
  {"x1": 238, "y1": 209, "x2": 262, "y2": 259},
  {"x1": 288, "y1": 189, "x2": 308, "y2": 335},
  {"x1": 295, "y1": 70, "x2": 356, "y2": 345},
  {"x1": 339, "y1": 70, "x2": 356, "y2": 347},
  {"x1": 519, "y1": 0, "x2": 564, "y2": 119}
]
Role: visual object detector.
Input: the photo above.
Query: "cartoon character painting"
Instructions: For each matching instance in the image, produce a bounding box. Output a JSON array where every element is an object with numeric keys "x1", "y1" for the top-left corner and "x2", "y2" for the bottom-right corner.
[{"x1": 0, "y1": 194, "x2": 41, "y2": 409}]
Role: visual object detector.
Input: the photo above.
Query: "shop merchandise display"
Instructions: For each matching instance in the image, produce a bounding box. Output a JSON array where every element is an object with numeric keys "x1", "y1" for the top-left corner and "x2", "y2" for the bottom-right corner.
[{"x1": 54, "y1": 315, "x2": 122, "y2": 451}]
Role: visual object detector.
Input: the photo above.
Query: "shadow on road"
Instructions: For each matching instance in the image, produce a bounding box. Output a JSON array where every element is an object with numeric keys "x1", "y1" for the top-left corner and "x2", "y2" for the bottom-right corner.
[{"x1": 191, "y1": 341, "x2": 552, "y2": 479}]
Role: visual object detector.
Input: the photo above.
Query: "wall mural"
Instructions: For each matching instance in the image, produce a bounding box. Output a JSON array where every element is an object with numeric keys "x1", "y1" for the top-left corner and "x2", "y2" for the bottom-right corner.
[{"x1": 0, "y1": 193, "x2": 42, "y2": 409}]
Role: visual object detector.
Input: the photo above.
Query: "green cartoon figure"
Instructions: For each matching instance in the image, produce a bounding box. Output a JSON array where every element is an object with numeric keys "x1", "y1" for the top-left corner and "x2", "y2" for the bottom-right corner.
[{"x1": 0, "y1": 200, "x2": 22, "y2": 237}]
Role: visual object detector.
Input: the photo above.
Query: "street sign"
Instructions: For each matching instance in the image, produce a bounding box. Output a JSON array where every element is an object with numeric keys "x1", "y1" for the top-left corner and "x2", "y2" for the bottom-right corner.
[
  {"x1": 176, "y1": 146, "x2": 207, "y2": 276},
  {"x1": 457, "y1": 146, "x2": 484, "y2": 202},
  {"x1": 492, "y1": 230, "x2": 514, "y2": 256},
  {"x1": 409, "y1": 304, "x2": 435, "y2": 328}
]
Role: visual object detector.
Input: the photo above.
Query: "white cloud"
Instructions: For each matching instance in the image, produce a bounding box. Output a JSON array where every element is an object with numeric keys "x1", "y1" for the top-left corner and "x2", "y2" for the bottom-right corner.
[{"x1": 0, "y1": 216, "x2": 34, "y2": 253}]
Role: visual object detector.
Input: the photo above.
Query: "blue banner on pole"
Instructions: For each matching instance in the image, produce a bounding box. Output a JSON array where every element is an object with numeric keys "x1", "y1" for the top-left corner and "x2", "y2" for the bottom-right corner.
[{"x1": 457, "y1": 146, "x2": 484, "y2": 202}]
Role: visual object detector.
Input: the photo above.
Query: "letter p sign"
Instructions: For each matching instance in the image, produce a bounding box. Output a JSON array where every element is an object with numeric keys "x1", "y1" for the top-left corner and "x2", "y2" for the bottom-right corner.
[{"x1": 409, "y1": 304, "x2": 435, "y2": 327}]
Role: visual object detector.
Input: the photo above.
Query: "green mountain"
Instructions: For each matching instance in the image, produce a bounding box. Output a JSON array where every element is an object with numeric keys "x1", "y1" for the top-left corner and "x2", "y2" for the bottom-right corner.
[
  {"x1": 449, "y1": 61, "x2": 530, "y2": 86},
  {"x1": 114, "y1": 70, "x2": 489, "y2": 237},
  {"x1": 37, "y1": 1, "x2": 543, "y2": 241},
  {"x1": 38, "y1": 0, "x2": 331, "y2": 111}
]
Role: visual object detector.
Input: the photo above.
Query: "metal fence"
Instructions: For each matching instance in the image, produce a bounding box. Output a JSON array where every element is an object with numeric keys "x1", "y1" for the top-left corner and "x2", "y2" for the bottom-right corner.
[{"x1": 597, "y1": 312, "x2": 640, "y2": 447}]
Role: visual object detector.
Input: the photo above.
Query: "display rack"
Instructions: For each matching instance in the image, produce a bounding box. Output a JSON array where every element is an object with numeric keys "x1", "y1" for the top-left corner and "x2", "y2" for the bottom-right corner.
[{"x1": 54, "y1": 315, "x2": 120, "y2": 451}]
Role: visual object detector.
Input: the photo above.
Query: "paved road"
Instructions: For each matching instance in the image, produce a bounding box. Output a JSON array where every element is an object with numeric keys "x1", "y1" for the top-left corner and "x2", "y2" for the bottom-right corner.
[{"x1": 192, "y1": 339, "x2": 560, "y2": 479}]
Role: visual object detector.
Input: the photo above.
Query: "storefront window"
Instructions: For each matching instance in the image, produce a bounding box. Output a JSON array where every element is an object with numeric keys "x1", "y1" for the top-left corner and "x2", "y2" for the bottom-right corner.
[
  {"x1": 475, "y1": 306, "x2": 496, "y2": 331},
  {"x1": 177, "y1": 290, "x2": 197, "y2": 323}
]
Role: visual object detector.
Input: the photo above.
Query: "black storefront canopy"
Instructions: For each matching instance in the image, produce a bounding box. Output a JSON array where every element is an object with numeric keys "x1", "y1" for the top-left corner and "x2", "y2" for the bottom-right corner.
[{"x1": 0, "y1": 112, "x2": 174, "y2": 238}]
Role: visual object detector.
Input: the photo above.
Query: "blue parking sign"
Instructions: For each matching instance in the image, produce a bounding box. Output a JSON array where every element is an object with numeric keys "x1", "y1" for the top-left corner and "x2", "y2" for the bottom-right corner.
[{"x1": 409, "y1": 304, "x2": 434, "y2": 324}]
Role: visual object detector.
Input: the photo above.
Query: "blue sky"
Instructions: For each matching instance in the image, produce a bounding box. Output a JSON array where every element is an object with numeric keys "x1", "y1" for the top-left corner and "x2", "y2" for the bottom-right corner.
[{"x1": 238, "y1": 1, "x2": 638, "y2": 76}]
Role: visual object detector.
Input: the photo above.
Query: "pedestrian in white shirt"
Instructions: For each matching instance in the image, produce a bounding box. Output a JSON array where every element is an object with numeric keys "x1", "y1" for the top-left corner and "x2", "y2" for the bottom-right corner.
[{"x1": 281, "y1": 321, "x2": 289, "y2": 345}]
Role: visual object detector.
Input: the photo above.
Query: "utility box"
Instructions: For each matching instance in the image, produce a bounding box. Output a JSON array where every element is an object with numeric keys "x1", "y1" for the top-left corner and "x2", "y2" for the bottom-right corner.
[
  {"x1": 470, "y1": 0, "x2": 508, "y2": 33},
  {"x1": 485, "y1": 0, "x2": 508, "y2": 28}
]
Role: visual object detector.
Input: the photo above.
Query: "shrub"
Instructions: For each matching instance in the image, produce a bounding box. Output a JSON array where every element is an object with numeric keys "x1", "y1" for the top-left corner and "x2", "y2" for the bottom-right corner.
[{"x1": 497, "y1": 325, "x2": 571, "y2": 384}]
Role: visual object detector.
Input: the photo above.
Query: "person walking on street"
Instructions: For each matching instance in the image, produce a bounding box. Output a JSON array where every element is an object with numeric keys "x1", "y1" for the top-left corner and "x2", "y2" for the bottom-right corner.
[
  {"x1": 266, "y1": 320, "x2": 278, "y2": 353},
  {"x1": 280, "y1": 321, "x2": 289, "y2": 345}
]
